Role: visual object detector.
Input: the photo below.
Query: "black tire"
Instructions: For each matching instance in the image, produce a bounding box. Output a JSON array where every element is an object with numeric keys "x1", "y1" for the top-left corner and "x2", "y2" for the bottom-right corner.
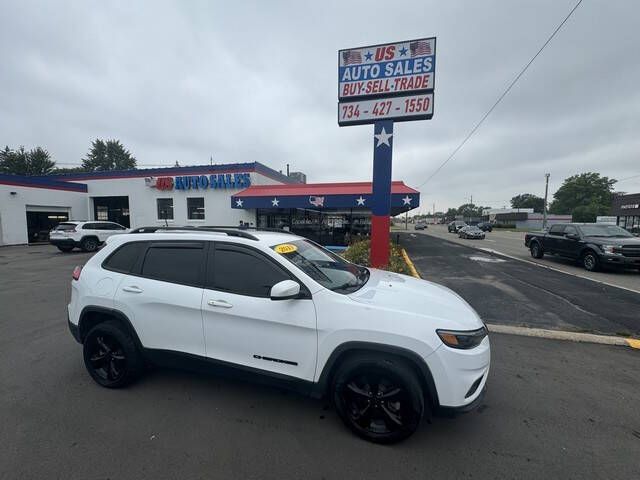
[
  {"x1": 80, "y1": 237, "x2": 98, "y2": 252},
  {"x1": 83, "y1": 320, "x2": 144, "y2": 388},
  {"x1": 57, "y1": 246, "x2": 74, "y2": 253},
  {"x1": 332, "y1": 354, "x2": 425, "y2": 444},
  {"x1": 530, "y1": 242, "x2": 544, "y2": 259},
  {"x1": 581, "y1": 250, "x2": 600, "y2": 272}
]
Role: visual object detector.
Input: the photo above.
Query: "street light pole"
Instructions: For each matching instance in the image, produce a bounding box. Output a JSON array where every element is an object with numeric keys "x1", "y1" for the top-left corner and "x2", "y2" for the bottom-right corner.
[{"x1": 543, "y1": 173, "x2": 550, "y2": 230}]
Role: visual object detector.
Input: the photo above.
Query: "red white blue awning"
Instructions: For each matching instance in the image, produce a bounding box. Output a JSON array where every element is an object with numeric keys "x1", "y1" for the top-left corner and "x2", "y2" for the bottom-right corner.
[{"x1": 231, "y1": 181, "x2": 419, "y2": 210}]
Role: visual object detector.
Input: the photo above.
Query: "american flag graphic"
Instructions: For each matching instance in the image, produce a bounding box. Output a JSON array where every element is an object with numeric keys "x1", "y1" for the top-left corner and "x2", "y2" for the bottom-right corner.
[
  {"x1": 342, "y1": 50, "x2": 363, "y2": 65},
  {"x1": 410, "y1": 40, "x2": 432, "y2": 57}
]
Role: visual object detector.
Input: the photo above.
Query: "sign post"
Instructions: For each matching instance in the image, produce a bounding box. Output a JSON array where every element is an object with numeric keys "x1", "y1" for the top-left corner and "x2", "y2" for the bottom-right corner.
[{"x1": 338, "y1": 37, "x2": 436, "y2": 267}]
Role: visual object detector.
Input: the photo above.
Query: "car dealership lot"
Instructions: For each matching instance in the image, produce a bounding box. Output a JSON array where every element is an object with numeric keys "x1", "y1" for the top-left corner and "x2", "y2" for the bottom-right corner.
[
  {"x1": 1, "y1": 243, "x2": 640, "y2": 479},
  {"x1": 418, "y1": 224, "x2": 640, "y2": 293}
]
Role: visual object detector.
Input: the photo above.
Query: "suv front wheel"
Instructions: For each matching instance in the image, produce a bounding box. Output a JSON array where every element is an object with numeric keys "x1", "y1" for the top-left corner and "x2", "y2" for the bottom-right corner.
[
  {"x1": 332, "y1": 354, "x2": 425, "y2": 444},
  {"x1": 83, "y1": 321, "x2": 144, "y2": 388}
]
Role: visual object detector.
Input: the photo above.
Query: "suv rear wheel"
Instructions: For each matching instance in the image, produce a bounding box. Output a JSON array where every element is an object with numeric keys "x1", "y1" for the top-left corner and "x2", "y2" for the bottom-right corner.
[
  {"x1": 83, "y1": 321, "x2": 144, "y2": 388},
  {"x1": 530, "y1": 242, "x2": 544, "y2": 259},
  {"x1": 332, "y1": 354, "x2": 425, "y2": 444},
  {"x1": 80, "y1": 237, "x2": 99, "y2": 252}
]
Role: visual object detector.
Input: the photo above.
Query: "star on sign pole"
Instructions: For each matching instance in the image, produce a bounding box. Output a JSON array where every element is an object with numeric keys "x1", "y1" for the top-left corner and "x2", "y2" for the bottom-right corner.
[
  {"x1": 356, "y1": 196, "x2": 366, "y2": 206},
  {"x1": 271, "y1": 198, "x2": 280, "y2": 207},
  {"x1": 402, "y1": 195, "x2": 413, "y2": 206},
  {"x1": 235, "y1": 198, "x2": 243, "y2": 207},
  {"x1": 374, "y1": 127, "x2": 393, "y2": 148}
]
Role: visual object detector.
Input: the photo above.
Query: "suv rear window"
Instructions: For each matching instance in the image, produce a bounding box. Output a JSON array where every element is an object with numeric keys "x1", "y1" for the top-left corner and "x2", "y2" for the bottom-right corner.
[
  {"x1": 54, "y1": 223, "x2": 77, "y2": 231},
  {"x1": 103, "y1": 242, "x2": 148, "y2": 273}
]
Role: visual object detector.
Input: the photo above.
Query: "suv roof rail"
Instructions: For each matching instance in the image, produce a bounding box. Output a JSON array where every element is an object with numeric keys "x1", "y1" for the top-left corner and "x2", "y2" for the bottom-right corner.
[{"x1": 128, "y1": 226, "x2": 259, "y2": 241}]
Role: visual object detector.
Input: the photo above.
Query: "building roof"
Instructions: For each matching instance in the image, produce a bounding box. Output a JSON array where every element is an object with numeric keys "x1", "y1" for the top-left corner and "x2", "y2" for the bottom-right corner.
[
  {"x1": 235, "y1": 181, "x2": 418, "y2": 197},
  {"x1": 0, "y1": 173, "x2": 88, "y2": 192},
  {"x1": 36, "y1": 161, "x2": 296, "y2": 184}
]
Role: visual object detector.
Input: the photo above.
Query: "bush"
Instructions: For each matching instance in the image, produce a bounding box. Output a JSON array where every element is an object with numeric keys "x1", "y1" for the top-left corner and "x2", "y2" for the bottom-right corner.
[{"x1": 343, "y1": 239, "x2": 409, "y2": 275}]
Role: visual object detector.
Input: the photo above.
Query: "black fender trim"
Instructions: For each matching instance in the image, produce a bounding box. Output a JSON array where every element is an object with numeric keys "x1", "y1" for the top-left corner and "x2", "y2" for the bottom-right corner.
[
  {"x1": 78, "y1": 306, "x2": 143, "y2": 350},
  {"x1": 313, "y1": 341, "x2": 440, "y2": 407}
]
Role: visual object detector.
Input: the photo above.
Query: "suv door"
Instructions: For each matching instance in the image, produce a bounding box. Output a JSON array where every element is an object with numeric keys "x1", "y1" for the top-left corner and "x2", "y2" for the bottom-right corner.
[
  {"x1": 545, "y1": 224, "x2": 566, "y2": 254},
  {"x1": 112, "y1": 241, "x2": 207, "y2": 356},
  {"x1": 202, "y1": 242, "x2": 317, "y2": 381}
]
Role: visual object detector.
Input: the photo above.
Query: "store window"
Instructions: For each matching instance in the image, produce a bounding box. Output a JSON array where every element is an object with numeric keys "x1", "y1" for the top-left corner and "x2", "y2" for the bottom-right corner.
[
  {"x1": 96, "y1": 206, "x2": 109, "y2": 220},
  {"x1": 157, "y1": 198, "x2": 174, "y2": 220},
  {"x1": 187, "y1": 197, "x2": 205, "y2": 220}
]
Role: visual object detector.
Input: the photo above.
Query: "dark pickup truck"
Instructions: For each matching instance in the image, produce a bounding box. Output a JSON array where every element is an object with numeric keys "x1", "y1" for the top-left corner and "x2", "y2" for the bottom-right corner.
[{"x1": 524, "y1": 223, "x2": 640, "y2": 272}]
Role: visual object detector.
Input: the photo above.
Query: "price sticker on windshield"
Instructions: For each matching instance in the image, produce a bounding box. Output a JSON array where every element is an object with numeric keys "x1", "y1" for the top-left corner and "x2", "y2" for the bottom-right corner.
[{"x1": 274, "y1": 243, "x2": 298, "y2": 254}]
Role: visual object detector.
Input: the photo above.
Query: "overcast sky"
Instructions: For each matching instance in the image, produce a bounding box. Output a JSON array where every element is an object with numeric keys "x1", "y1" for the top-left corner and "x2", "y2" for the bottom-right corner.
[{"x1": 1, "y1": 0, "x2": 639, "y2": 213}]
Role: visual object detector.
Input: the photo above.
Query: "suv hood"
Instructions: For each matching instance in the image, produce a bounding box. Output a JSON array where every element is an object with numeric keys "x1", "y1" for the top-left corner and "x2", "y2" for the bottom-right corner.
[{"x1": 348, "y1": 268, "x2": 484, "y2": 331}]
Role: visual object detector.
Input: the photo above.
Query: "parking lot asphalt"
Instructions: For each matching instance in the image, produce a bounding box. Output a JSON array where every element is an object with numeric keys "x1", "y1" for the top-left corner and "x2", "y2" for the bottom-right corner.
[
  {"x1": 410, "y1": 224, "x2": 640, "y2": 293},
  {"x1": 1, "y1": 244, "x2": 640, "y2": 480},
  {"x1": 400, "y1": 232, "x2": 640, "y2": 337}
]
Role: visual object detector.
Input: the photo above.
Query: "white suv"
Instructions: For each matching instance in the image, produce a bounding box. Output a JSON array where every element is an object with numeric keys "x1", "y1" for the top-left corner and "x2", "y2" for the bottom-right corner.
[
  {"x1": 50, "y1": 221, "x2": 128, "y2": 253},
  {"x1": 67, "y1": 227, "x2": 490, "y2": 443}
]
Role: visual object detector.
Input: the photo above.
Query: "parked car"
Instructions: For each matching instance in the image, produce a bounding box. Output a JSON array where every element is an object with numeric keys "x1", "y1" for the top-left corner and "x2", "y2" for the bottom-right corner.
[
  {"x1": 50, "y1": 221, "x2": 128, "y2": 252},
  {"x1": 477, "y1": 222, "x2": 493, "y2": 232},
  {"x1": 67, "y1": 226, "x2": 490, "y2": 443},
  {"x1": 459, "y1": 226, "x2": 486, "y2": 240},
  {"x1": 448, "y1": 221, "x2": 467, "y2": 233},
  {"x1": 414, "y1": 221, "x2": 427, "y2": 230},
  {"x1": 524, "y1": 223, "x2": 640, "y2": 272}
]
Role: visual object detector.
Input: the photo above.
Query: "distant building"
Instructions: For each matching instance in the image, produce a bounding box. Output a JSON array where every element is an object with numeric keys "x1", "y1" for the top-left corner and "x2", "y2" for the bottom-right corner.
[
  {"x1": 482, "y1": 208, "x2": 570, "y2": 229},
  {"x1": 288, "y1": 171, "x2": 307, "y2": 184},
  {"x1": 611, "y1": 193, "x2": 640, "y2": 234}
]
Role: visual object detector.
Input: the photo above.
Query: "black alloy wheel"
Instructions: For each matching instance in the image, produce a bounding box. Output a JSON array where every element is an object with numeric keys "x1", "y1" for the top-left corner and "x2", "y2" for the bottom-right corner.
[
  {"x1": 81, "y1": 237, "x2": 98, "y2": 252},
  {"x1": 333, "y1": 355, "x2": 424, "y2": 443},
  {"x1": 582, "y1": 251, "x2": 599, "y2": 272},
  {"x1": 83, "y1": 321, "x2": 144, "y2": 388},
  {"x1": 530, "y1": 242, "x2": 543, "y2": 259}
]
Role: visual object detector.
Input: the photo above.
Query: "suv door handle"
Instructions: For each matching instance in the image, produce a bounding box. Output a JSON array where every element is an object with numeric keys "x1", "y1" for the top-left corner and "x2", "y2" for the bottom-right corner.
[
  {"x1": 208, "y1": 299, "x2": 233, "y2": 308},
  {"x1": 122, "y1": 286, "x2": 143, "y2": 293}
]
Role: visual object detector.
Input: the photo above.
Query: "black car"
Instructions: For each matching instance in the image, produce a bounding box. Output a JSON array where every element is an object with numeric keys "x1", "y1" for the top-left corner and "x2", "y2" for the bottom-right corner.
[
  {"x1": 524, "y1": 223, "x2": 640, "y2": 272},
  {"x1": 477, "y1": 222, "x2": 493, "y2": 232},
  {"x1": 448, "y1": 221, "x2": 467, "y2": 233}
]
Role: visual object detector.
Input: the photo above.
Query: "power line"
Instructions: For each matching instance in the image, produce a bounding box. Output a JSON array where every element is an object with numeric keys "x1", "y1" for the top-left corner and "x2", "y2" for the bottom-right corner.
[
  {"x1": 417, "y1": 0, "x2": 583, "y2": 189},
  {"x1": 616, "y1": 174, "x2": 640, "y2": 183}
]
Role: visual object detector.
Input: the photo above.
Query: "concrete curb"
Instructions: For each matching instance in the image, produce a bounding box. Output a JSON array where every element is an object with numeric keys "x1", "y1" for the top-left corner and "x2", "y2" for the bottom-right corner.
[
  {"x1": 487, "y1": 323, "x2": 640, "y2": 349},
  {"x1": 401, "y1": 248, "x2": 421, "y2": 279}
]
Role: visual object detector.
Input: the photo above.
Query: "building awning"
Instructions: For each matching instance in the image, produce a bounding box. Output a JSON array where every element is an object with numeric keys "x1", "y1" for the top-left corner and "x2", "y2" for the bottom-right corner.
[{"x1": 231, "y1": 181, "x2": 419, "y2": 211}]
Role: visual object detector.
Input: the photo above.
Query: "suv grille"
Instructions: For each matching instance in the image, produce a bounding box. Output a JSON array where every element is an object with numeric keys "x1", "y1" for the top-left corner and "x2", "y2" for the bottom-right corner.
[{"x1": 622, "y1": 245, "x2": 640, "y2": 257}]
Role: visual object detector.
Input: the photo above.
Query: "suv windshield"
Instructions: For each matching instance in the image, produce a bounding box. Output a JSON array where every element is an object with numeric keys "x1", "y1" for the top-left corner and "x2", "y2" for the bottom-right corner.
[
  {"x1": 578, "y1": 225, "x2": 633, "y2": 238},
  {"x1": 271, "y1": 239, "x2": 369, "y2": 294}
]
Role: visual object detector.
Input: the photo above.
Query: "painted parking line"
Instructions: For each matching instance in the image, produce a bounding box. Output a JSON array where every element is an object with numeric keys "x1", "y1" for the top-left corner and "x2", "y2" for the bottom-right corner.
[{"x1": 477, "y1": 247, "x2": 640, "y2": 295}]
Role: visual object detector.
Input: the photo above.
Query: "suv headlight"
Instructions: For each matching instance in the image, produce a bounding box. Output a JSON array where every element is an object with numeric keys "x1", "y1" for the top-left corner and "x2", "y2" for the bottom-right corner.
[
  {"x1": 601, "y1": 245, "x2": 623, "y2": 255},
  {"x1": 437, "y1": 327, "x2": 487, "y2": 349}
]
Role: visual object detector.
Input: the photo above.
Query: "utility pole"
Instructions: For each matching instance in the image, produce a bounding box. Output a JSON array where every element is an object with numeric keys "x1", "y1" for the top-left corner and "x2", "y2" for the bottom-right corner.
[
  {"x1": 543, "y1": 173, "x2": 550, "y2": 230},
  {"x1": 405, "y1": 209, "x2": 408, "y2": 230},
  {"x1": 433, "y1": 202, "x2": 436, "y2": 224}
]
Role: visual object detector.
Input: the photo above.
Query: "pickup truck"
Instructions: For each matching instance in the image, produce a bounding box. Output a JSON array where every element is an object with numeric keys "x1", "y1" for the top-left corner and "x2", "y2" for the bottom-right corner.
[{"x1": 524, "y1": 223, "x2": 640, "y2": 272}]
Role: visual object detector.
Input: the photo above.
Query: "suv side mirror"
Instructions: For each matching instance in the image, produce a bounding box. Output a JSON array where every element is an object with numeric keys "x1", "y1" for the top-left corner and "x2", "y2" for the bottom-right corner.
[{"x1": 270, "y1": 280, "x2": 301, "y2": 300}]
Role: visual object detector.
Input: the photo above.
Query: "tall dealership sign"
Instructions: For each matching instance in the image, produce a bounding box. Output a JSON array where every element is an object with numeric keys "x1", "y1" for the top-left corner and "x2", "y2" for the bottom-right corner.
[{"x1": 338, "y1": 37, "x2": 436, "y2": 266}]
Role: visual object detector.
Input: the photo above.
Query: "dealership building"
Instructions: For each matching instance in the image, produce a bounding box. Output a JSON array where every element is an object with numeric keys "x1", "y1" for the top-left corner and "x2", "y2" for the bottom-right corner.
[
  {"x1": 612, "y1": 192, "x2": 640, "y2": 234},
  {"x1": 0, "y1": 162, "x2": 420, "y2": 246}
]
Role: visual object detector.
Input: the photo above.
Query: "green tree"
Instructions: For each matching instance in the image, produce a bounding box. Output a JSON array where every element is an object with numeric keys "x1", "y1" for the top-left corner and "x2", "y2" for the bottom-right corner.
[
  {"x1": 444, "y1": 208, "x2": 458, "y2": 220},
  {"x1": 511, "y1": 193, "x2": 545, "y2": 213},
  {"x1": 82, "y1": 139, "x2": 137, "y2": 171},
  {"x1": 549, "y1": 172, "x2": 616, "y2": 222},
  {"x1": 0, "y1": 145, "x2": 56, "y2": 175}
]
